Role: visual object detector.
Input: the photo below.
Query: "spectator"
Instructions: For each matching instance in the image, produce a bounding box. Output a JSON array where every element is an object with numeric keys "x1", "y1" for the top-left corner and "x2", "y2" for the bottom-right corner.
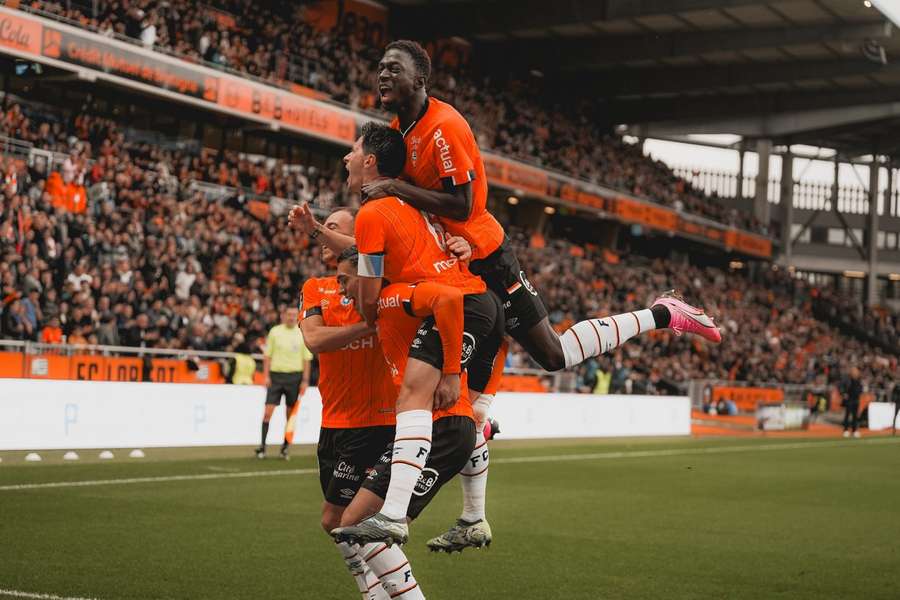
[{"x1": 842, "y1": 367, "x2": 863, "y2": 438}]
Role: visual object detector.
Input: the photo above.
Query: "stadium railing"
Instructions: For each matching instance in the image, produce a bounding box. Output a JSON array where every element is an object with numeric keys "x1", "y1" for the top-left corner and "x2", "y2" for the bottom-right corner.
[{"x1": 0, "y1": 339, "x2": 563, "y2": 391}]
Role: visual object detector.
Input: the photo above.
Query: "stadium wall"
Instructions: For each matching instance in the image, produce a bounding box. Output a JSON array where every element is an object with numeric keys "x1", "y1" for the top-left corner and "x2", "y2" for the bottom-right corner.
[{"x1": 0, "y1": 380, "x2": 691, "y2": 450}]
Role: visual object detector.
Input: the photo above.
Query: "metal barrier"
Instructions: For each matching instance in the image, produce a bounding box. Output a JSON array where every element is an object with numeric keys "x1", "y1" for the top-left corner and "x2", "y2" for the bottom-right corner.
[{"x1": 0, "y1": 339, "x2": 569, "y2": 389}]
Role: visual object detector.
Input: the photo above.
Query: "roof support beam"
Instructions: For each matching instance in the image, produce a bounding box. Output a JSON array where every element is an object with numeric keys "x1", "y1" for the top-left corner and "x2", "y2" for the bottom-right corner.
[
  {"x1": 391, "y1": 0, "x2": 763, "y2": 40},
  {"x1": 586, "y1": 59, "x2": 900, "y2": 97},
  {"x1": 482, "y1": 21, "x2": 890, "y2": 70}
]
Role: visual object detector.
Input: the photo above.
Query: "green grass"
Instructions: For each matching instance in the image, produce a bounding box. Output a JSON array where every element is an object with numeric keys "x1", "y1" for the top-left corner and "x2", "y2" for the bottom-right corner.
[{"x1": 2, "y1": 437, "x2": 899, "y2": 599}]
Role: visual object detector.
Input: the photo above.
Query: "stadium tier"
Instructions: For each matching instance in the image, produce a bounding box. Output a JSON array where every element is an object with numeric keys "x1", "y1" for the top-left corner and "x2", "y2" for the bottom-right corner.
[
  {"x1": 22, "y1": 0, "x2": 766, "y2": 233},
  {"x1": 3, "y1": 2, "x2": 900, "y2": 600}
]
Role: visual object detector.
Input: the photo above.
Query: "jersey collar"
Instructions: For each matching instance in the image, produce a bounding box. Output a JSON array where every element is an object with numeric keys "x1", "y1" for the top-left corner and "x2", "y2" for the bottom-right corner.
[{"x1": 400, "y1": 97, "x2": 431, "y2": 138}]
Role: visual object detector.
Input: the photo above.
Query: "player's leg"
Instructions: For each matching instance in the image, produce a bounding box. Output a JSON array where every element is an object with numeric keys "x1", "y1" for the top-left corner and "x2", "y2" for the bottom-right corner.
[
  {"x1": 333, "y1": 358, "x2": 440, "y2": 545},
  {"x1": 428, "y1": 295, "x2": 504, "y2": 552},
  {"x1": 256, "y1": 384, "x2": 282, "y2": 458},
  {"x1": 320, "y1": 427, "x2": 395, "y2": 600},
  {"x1": 280, "y1": 374, "x2": 302, "y2": 459},
  {"x1": 339, "y1": 488, "x2": 425, "y2": 600},
  {"x1": 472, "y1": 240, "x2": 720, "y2": 372}
]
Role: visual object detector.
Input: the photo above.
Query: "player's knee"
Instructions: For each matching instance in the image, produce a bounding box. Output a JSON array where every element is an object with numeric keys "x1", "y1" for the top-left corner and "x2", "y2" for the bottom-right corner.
[
  {"x1": 321, "y1": 514, "x2": 340, "y2": 534},
  {"x1": 534, "y1": 346, "x2": 566, "y2": 372}
]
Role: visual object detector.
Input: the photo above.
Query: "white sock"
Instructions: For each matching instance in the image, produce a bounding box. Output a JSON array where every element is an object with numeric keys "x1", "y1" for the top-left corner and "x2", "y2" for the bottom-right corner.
[
  {"x1": 362, "y1": 543, "x2": 425, "y2": 599},
  {"x1": 381, "y1": 409, "x2": 432, "y2": 520},
  {"x1": 336, "y1": 541, "x2": 390, "y2": 600},
  {"x1": 459, "y1": 427, "x2": 488, "y2": 522},
  {"x1": 560, "y1": 309, "x2": 656, "y2": 368},
  {"x1": 471, "y1": 394, "x2": 494, "y2": 427}
]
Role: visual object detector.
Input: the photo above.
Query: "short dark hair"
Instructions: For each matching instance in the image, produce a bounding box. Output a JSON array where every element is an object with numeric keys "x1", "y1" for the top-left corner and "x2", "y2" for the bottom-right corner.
[
  {"x1": 361, "y1": 122, "x2": 406, "y2": 178},
  {"x1": 338, "y1": 245, "x2": 359, "y2": 266},
  {"x1": 329, "y1": 206, "x2": 357, "y2": 218},
  {"x1": 385, "y1": 40, "x2": 431, "y2": 84}
]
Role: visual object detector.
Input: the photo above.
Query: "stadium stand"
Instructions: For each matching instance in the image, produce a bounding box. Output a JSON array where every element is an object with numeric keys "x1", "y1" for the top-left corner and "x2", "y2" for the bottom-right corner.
[
  {"x1": 0, "y1": 94, "x2": 895, "y2": 399},
  {"x1": 28, "y1": 0, "x2": 765, "y2": 233}
]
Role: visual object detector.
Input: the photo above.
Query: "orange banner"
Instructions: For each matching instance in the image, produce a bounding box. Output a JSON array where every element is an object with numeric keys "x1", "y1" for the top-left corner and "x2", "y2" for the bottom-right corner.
[
  {"x1": 483, "y1": 154, "x2": 549, "y2": 196},
  {"x1": 0, "y1": 10, "x2": 42, "y2": 55},
  {"x1": 217, "y1": 78, "x2": 356, "y2": 143},
  {"x1": 0, "y1": 352, "x2": 227, "y2": 383},
  {"x1": 712, "y1": 386, "x2": 784, "y2": 412}
]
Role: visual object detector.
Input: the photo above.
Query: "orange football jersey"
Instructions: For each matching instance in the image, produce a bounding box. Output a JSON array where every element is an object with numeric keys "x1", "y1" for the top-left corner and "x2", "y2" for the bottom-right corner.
[
  {"x1": 301, "y1": 276, "x2": 396, "y2": 428},
  {"x1": 391, "y1": 97, "x2": 504, "y2": 260},
  {"x1": 355, "y1": 195, "x2": 486, "y2": 296}
]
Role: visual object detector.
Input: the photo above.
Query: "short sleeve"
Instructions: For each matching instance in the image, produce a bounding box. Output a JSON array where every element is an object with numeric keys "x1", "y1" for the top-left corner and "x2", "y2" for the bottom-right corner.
[
  {"x1": 301, "y1": 279, "x2": 323, "y2": 319},
  {"x1": 355, "y1": 204, "x2": 387, "y2": 278},
  {"x1": 433, "y1": 118, "x2": 476, "y2": 186}
]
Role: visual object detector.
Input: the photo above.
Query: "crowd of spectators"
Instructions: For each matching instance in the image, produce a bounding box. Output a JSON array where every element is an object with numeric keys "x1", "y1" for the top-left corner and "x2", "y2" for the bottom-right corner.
[
  {"x1": 499, "y1": 229, "x2": 897, "y2": 396},
  {"x1": 1, "y1": 93, "x2": 896, "y2": 398},
  {"x1": 29, "y1": 0, "x2": 763, "y2": 233}
]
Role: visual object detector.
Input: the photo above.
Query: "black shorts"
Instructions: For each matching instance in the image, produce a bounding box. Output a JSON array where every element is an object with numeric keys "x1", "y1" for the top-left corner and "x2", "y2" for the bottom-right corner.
[
  {"x1": 469, "y1": 237, "x2": 548, "y2": 342},
  {"x1": 362, "y1": 416, "x2": 475, "y2": 520},
  {"x1": 317, "y1": 425, "x2": 396, "y2": 506},
  {"x1": 265, "y1": 371, "x2": 302, "y2": 406},
  {"x1": 407, "y1": 291, "x2": 504, "y2": 393}
]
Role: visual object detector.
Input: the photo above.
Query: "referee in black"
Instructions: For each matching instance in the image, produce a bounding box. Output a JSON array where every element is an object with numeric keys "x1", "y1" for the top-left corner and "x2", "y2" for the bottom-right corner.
[{"x1": 255, "y1": 306, "x2": 312, "y2": 459}]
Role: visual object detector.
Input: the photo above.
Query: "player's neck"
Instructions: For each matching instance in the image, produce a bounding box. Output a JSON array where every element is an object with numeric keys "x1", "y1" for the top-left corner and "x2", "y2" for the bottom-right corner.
[{"x1": 397, "y1": 92, "x2": 429, "y2": 132}]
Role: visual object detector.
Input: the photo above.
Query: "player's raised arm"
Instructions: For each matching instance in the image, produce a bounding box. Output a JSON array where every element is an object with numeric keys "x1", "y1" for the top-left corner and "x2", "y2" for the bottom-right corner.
[{"x1": 288, "y1": 202, "x2": 356, "y2": 256}]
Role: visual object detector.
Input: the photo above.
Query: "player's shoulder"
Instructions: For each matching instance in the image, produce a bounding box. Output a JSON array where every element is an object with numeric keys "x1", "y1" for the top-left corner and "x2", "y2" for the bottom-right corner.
[
  {"x1": 426, "y1": 97, "x2": 470, "y2": 129},
  {"x1": 302, "y1": 275, "x2": 336, "y2": 292},
  {"x1": 360, "y1": 195, "x2": 406, "y2": 217}
]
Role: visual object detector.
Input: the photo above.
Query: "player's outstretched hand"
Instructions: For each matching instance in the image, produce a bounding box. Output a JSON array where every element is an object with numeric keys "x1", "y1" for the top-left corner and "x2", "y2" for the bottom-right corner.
[
  {"x1": 288, "y1": 202, "x2": 319, "y2": 236},
  {"x1": 446, "y1": 235, "x2": 472, "y2": 262},
  {"x1": 361, "y1": 178, "x2": 397, "y2": 202},
  {"x1": 433, "y1": 373, "x2": 461, "y2": 411}
]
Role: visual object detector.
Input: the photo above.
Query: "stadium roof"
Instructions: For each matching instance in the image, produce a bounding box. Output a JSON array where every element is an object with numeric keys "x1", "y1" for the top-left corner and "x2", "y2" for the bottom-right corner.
[{"x1": 387, "y1": 0, "x2": 900, "y2": 157}]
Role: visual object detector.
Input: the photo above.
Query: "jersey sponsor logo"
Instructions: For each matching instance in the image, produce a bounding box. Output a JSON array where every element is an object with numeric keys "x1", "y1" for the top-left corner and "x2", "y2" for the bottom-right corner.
[
  {"x1": 432, "y1": 256, "x2": 458, "y2": 273},
  {"x1": 333, "y1": 460, "x2": 361, "y2": 481},
  {"x1": 413, "y1": 467, "x2": 439, "y2": 496},
  {"x1": 378, "y1": 294, "x2": 402, "y2": 311},
  {"x1": 519, "y1": 271, "x2": 538, "y2": 296},
  {"x1": 341, "y1": 336, "x2": 375, "y2": 351},
  {"x1": 461, "y1": 332, "x2": 476, "y2": 366},
  {"x1": 433, "y1": 128, "x2": 456, "y2": 174}
]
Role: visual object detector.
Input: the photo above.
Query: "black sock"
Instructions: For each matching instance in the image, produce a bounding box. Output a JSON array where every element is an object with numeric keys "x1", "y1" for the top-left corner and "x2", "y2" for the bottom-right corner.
[
  {"x1": 650, "y1": 304, "x2": 670, "y2": 329},
  {"x1": 261, "y1": 421, "x2": 269, "y2": 448}
]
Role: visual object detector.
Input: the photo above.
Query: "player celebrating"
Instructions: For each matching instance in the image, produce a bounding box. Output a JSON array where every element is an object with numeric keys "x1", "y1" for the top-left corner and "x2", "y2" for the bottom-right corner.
[
  {"x1": 367, "y1": 39, "x2": 721, "y2": 367},
  {"x1": 299, "y1": 207, "x2": 398, "y2": 600},
  {"x1": 332, "y1": 248, "x2": 480, "y2": 553},
  {"x1": 329, "y1": 123, "x2": 504, "y2": 547},
  {"x1": 365, "y1": 39, "x2": 723, "y2": 548}
]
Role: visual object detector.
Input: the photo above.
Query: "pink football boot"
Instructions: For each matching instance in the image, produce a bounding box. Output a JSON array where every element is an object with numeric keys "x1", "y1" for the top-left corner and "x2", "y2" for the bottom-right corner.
[{"x1": 651, "y1": 291, "x2": 722, "y2": 343}]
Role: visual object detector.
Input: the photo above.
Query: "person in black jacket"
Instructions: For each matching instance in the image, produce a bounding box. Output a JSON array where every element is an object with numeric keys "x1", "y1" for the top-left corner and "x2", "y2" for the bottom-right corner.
[
  {"x1": 892, "y1": 382, "x2": 900, "y2": 437},
  {"x1": 843, "y1": 368, "x2": 864, "y2": 438}
]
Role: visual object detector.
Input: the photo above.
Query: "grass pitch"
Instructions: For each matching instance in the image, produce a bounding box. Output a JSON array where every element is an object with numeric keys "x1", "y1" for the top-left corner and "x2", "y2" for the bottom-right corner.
[{"x1": 1, "y1": 436, "x2": 898, "y2": 600}]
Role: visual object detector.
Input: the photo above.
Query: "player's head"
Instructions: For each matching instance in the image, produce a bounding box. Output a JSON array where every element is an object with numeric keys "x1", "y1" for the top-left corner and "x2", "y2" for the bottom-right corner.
[
  {"x1": 281, "y1": 305, "x2": 299, "y2": 327},
  {"x1": 336, "y1": 246, "x2": 361, "y2": 303},
  {"x1": 377, "y1": 40, "x2": 430, "y2": 112},
  {"x1": 321, "y1": 207, "x2": 357, "y2": 266},
  {"x1": 344, "y1": 122, "x2": 406, "y2": 193}
]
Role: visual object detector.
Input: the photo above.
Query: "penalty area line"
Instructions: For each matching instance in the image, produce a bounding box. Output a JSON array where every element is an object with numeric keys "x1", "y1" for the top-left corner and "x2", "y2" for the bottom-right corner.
[
  {"x1": 0, "y1": 589, "x2": 100, "y2": 600},
  {"x1": 2, "y1": 437, "x2": 897, "y2": 492}
]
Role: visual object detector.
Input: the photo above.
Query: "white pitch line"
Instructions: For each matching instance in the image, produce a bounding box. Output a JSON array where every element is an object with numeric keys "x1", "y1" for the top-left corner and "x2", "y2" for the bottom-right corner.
[
  {"x1": 0, "y1": 467, "x2": 318, "y2": 491},
  {"x1": 1, "y1": 437, "x2": 897, "y2": 492},
  {"x1": 0, "y1": 589, "x2": 99, "y2": 600},
  {"x1": 491, "y1": 437, "x2": 900, "y2": 465}
]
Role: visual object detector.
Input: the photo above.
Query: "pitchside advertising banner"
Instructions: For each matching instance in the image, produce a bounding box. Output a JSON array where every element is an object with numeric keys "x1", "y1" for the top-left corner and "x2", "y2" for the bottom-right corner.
[
  {"x1": 0, "y1": 6, "x2": 772, "y2": 258},
  {"x1": 0, "y1": 380, "x2": 691, "y2": 449}
]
